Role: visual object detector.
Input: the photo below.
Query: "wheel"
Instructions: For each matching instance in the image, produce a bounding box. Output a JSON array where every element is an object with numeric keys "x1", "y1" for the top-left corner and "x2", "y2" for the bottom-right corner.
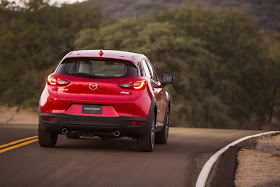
[
  {"x1": 155, "y1": 106, "x2": 169, "y2": 144},
  {"x1": 66, "y1": 133, "x2": 80, "y2": 139},
  {"x1": 137, "y1": 112, "x2": 155, "y2": 152},
  {"x1": 38, "y1": 122, "x2": 58, "y2": 147}
]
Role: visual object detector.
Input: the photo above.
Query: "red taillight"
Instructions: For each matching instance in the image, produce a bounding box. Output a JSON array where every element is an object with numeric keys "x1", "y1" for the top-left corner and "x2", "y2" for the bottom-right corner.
[
  {"x1": 42, "y1": 116, "x2": 54, "y2": 121},
  {"x1": 47, "y1": 75, "x2": 70, "y2": 86},
  {"x1": 118, "y1": 80, "x2": 146, "y2": 90},
  {"x1": 133, "y1": 81, "x2": 146, "y2": 89},
  {"x1": 57, "y1": 79, "x2": 70, "y2": 85},
  {"x1": 48, "y1": 76, "x2": 57, "y2": 85},
  {"x1": 130, "y1": 121, "x2": 145, "y2": 126},
  {"x1": 118, "y1": 82, "x2": 133, "y2": 89}
]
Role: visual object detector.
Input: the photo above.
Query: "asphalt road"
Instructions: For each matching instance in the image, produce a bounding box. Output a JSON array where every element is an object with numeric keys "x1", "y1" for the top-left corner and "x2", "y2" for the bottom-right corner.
[{"x1": 0, "y1": 124, "x2": 259, "y2": 187}]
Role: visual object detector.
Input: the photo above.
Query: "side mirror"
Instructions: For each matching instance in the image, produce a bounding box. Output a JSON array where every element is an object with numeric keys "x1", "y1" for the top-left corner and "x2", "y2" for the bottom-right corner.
[{"x1": 161, "y1": 74, "x2": 173, "y2": 87}]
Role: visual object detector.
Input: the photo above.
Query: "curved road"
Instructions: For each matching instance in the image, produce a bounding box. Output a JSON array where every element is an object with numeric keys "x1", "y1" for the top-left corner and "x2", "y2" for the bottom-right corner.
[{"x1": 0, "y1": 123, "x2": 259, "y2": 186}]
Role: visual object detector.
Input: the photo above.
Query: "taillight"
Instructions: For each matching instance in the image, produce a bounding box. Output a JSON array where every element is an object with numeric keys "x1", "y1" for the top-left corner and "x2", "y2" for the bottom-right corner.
[
  {"x1": 118, "y1": 82, "x2": 133, "y2": 89},
  {"x1": 57, "y1": 79, "x2": 70, "y2": 85},
  {"x1": 47, "y1": 75, "x2": 70, "y2": 86},
  {"x1": 133, "y1": 81, "x2": 146, "y2": 89},
  {"x1": 118, "y1": 80, "x2": 146, "y2": 90},
  {"x1": 48, "y1": 76, "x2": 57, "y2": 85}
]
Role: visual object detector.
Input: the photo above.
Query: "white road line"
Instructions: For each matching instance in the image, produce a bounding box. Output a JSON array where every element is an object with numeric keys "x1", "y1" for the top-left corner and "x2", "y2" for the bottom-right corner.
[{"x1": 195, "y1": 131, "x2": 280, "y2": 187}]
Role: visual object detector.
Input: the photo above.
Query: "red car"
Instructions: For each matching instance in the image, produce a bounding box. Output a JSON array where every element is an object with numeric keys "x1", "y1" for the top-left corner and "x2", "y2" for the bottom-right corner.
[{"x1": 38, "y1": 50, "x2": 173, "y2": 152}]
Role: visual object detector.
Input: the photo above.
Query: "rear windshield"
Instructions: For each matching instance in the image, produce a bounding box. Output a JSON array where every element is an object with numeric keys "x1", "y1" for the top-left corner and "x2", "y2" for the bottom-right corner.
[{"x1": 56, "y1": 58, "x2": 138, "y2": 79}]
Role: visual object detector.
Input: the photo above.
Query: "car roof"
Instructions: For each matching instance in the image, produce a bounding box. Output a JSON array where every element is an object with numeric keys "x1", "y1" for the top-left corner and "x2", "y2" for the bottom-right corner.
[{"x1": 63, "y1": 50, "x2": 147, "y2": 65}]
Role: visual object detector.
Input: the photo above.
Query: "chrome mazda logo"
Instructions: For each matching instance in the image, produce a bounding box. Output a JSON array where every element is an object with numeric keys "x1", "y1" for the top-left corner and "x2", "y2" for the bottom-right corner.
[{"x1": 89, "y1": 83, "x2": 98, "y2": 90}]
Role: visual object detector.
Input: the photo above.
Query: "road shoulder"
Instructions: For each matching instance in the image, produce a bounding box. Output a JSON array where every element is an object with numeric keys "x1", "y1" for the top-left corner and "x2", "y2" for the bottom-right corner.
[
  {"x1": 206, "y1": 134, "x2": 280, "y2": 187},
  {"x1": 235, "y1": 134, "x2": 280, "y2": 187}
]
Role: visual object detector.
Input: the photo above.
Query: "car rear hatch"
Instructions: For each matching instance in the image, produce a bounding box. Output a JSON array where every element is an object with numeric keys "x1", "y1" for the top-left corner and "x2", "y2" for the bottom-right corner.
[{"x1": 54, "y1": 58, "x2": 138, "y2": 105}]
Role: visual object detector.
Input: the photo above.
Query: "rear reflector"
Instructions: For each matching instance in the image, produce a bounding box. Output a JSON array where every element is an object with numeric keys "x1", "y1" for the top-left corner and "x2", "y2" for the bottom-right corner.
[
  {"x1": 42, "y1": 116, "x2": 54, "y2": 122},
  {"x1": 130, "y1": 121, "x2": 145, "y2": 126}
]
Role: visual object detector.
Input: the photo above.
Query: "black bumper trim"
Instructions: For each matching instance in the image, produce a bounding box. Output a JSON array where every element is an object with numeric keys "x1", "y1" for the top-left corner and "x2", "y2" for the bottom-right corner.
[
  {"x1": 40, "y1": 113, "x2": 146, "y2": 121},
  {"x1": 39, "y1": 113, "x2": 148, "y2": 138}
]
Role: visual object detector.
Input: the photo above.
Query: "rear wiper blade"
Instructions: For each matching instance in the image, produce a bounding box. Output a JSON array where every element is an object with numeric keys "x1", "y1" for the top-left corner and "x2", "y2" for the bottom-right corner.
[{"x1": 71, "y1": 72, "x2": 95, "y2": 78}]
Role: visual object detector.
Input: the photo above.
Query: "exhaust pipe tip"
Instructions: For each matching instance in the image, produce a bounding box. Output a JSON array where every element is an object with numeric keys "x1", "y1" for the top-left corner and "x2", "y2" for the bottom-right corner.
[
  {"x1": 62, "y1": 128, "x2": 68, "y2": 135},
  {"x1": 114, "y1": 131, "x2": 120, "y2": 137}
]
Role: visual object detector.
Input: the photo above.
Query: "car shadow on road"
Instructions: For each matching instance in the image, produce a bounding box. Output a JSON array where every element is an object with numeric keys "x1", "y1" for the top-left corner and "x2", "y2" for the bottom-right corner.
[
  {"x1": 54, "y1": 135, "x2": 139, "y2": 152},
  {"x1": 53, "y1": 134, "x2": 202, "y2": 154}
]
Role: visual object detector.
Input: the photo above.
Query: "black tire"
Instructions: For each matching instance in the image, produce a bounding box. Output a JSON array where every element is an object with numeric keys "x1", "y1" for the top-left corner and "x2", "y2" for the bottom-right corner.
[
  {"x1": 137, "y1": 112, "x2": 155, "y2": 152},
  {"x1": 38, "y1": 122, "x2": 58, "y2": 147},
  {"x1": 155, "y1": 106, "x2": 170, "y2": 144},
  {"x1": 66, "y1": 133, "x2": 80, "y2": 139}
]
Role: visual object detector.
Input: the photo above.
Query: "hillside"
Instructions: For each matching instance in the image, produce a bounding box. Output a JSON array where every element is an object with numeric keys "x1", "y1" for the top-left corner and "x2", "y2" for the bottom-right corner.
[
  {"x1": 1, "y1": 0, "x2": 279, "y2": 129},
  {"x1": 85, "y1": 0, "x2": 280, "y2": 31}
]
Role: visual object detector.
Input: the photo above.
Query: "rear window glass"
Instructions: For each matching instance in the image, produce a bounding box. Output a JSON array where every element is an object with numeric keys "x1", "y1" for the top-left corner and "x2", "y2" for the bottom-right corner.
[{"x1": 56, "y1": 58, "x2": 138, "y2": 79}]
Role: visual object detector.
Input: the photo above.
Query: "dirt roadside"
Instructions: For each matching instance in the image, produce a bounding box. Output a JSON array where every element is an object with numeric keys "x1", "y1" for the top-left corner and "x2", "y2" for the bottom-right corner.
[
  {"x1": 235, "y1": 134, "x2": 280, "y2": 187},
  {"x1": 0, "y1": 107, "x2": 37, "y2": 128},
  {"x1": 206, "y1": 133, "x2": 280, "y2": 187}
]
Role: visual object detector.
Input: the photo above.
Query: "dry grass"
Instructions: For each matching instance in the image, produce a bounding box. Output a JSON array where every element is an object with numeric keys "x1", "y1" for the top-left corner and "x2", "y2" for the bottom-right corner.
[
  {"x1": 255, "y1": 135, "x2": 280, "y2": 155},
  {"x1": 0, "y1": 106, "x2": 37, "y2": 125},
  {"x1": 235, "y1": 149, "x2": 280, "y2": 187},
  {"x1": 235, "y1": 134, "x2": 280, "y2": 187}
]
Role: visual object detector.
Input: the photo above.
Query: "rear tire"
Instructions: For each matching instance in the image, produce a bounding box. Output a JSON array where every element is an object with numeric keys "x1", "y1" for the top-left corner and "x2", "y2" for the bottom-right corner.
[
  {"x1": 155, "y1": 106, "x2": 169, "y2": 144},
  {"x1": 38, "y1": 122, "x2": 58, "y2": 147},
  {"x1": 137, "y1": 113, "x2": 155, "y2": 152}
]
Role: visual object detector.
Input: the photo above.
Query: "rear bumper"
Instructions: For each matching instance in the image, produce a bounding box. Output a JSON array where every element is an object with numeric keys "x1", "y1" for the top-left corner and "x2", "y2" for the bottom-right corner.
[{"x1": 39, "y1": 113, "x2": 148, "y2": 138}]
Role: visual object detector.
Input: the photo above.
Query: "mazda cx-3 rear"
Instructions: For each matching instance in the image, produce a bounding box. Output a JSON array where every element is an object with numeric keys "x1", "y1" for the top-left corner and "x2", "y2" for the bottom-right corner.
[{"x1": 38, "y1": 50, "x2": 173, "y2": 152}]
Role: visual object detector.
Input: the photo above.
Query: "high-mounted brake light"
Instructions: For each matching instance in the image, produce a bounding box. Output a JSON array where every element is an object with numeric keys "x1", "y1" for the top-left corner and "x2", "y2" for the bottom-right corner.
[
  {"x1": 118, "y1": 80, "x2": 146, "y2": 90},
  {"x1": 47, "y1": 75, "x2": 70, "y2": 86},
  {"x1": 99, "y1": 49, "x2": 104, "y2": 56}
]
